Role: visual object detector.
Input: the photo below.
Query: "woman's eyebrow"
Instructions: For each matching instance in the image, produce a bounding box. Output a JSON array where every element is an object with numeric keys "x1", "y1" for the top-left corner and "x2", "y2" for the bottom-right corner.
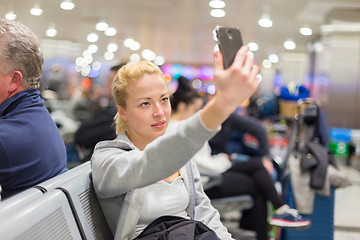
[
  {"x1": 137, "y1": 93, "x2": 169, "y2": 101},
  {"x1": 137, "y1": 97, "x2": 151, "y2": 101}
]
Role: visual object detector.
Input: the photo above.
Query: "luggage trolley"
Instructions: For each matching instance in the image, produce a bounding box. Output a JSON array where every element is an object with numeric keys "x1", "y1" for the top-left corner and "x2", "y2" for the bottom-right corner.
[{"x1": 280, "y1": 98, "x2": 335, "y2": 240}]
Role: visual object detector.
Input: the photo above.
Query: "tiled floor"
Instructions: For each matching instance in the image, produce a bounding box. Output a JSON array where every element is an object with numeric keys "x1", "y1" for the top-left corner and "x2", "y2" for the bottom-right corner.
[{"x1": 223, "y1": 161, "x2": 360, "y2": 240}]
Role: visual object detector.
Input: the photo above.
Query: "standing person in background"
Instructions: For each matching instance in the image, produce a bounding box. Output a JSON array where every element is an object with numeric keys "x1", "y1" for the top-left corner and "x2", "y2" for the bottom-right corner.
[
  {"x1": 0, "y1": 19, "x2": 67, "y2": 200},
  {"x1": 167, "y1": 76, "x2": 311, "y2": 240},
  {"x1": 91, "y1": 46, "x2": 259, "y2": 239}
]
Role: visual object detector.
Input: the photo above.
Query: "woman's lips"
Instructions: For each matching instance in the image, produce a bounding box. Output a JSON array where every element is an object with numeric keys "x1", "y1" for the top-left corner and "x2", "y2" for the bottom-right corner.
[{"x1": 151, "y1": 120, "x2": 166, "y2": 129}]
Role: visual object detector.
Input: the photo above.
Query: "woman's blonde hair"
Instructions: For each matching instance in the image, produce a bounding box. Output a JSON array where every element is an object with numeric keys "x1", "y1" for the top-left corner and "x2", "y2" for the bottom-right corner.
[{"x1": 112, "y1": 61, "x2": 165, "y2": 134}]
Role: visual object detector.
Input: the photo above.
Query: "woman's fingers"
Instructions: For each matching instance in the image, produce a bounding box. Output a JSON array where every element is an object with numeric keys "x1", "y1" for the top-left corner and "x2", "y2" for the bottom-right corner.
[
  {"x1": 250, "y1": 64, "x2": 260, "y2": 84},
  {"x1": 243, "y1": 52, "x2": 255, "y2": 74},
  {"x1": 213, "y1": 49, "x2": 224, "y2": 73},
  {"x1": 232, "y1": 45, "x2": 249, "y2": 68}
]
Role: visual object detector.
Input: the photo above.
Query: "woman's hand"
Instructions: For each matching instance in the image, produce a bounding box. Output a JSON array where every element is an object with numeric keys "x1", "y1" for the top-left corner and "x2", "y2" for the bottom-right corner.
[
  {"x1": 200, "y1": 46, "x2": 260, "y2": 130},
  {"x1": 213, "y1": 46, "x2": 259, "y2": 114}
]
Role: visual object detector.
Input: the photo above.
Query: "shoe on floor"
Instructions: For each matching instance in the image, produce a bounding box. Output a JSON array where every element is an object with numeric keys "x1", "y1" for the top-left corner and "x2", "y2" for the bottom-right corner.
[{"x1": 270, "y1": 206, "x2": 311, "y2": 228}]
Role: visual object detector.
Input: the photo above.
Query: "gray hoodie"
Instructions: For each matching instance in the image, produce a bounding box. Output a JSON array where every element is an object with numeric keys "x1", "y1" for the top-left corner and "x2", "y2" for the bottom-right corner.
[{"x1": 91, "y1": 112, "x2": 234, "y2": 240}]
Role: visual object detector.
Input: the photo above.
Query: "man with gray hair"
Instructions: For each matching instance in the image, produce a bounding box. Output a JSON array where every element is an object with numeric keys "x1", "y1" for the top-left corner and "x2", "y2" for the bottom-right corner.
[{"x1": 0, "y1": 19, "x2": 67, "y2": 200}]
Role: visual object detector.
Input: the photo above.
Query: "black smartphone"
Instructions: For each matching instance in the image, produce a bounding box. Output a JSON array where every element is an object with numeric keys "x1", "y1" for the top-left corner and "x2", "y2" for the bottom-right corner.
[{"x1": 214, "y1": 26, "x2": 243, "y2": 69}]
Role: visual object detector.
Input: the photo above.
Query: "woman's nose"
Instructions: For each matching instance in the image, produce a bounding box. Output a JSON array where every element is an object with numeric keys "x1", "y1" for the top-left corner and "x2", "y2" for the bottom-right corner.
[{"x1": 153, "y1": 103, "x2": 164, "y2": 117}]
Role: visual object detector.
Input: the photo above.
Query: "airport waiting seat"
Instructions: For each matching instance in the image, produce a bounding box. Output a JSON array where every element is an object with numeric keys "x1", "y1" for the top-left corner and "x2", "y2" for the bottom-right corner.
[
  {"x1": 0, "y1": 189, "x2": 82, "y2": 240},
  {"x1": 35, "y1": 161, "x2": 91, "y2": 192},
  {"x1": 57, "y1": 165, "x2": 113, "y2": 240},
  {"x1": 0, "y1": 187, "x2": 43, "y2": 215}
]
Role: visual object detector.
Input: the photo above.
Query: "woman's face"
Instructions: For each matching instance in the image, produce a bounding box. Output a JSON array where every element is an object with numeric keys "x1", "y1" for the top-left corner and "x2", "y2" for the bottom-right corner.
[{"x1": 117, "y1": 73, "x2": 171, "y2": 149}]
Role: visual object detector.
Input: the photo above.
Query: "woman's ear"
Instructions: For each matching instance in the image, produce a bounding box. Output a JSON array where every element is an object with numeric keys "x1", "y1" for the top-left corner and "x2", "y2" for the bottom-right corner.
[{"x1": 116, "y1": 105, "x2": 128, "y2": 121}]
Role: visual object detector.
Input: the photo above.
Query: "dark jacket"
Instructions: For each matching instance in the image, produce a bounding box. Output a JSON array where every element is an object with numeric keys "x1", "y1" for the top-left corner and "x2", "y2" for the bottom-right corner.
[
  {"x1": 209, "y1": 113, "x2": 269, "y2": 156},
  {"x1": 0, "y1": 89, "x2": 67, "y2": 199}
]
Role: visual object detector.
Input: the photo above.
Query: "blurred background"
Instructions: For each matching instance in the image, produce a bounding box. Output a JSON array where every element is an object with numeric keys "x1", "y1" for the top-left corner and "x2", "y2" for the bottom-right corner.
[
  {"x1": 1, "y1": 1, "x2": 360, "y2": 239},
  {"x1": 1, "y1": 0, "x2": 360, "y2": 129},
  {"x1": 1, "y1": 0, "x2": 359, "y2": 172}
]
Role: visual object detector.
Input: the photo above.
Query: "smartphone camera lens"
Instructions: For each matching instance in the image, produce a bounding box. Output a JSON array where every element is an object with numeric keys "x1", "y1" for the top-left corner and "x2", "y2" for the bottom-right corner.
[{"x1": 226, "y1": 30, "x2": 233, "y2": 39}]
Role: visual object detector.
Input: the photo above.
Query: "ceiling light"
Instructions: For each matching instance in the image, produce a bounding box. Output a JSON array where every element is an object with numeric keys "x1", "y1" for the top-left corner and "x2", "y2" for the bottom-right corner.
[
  {"x1": 105, "y1": 27, "x2": 117, "y2": 36},
  {"x1": 130, "y1": 41, "x2": 141, "y2": 51},
  {"x1": 248, "y1": 42, "x2": 259, "y2": 52},
  {"x1": 321, "y1": 23, "x2": 360, "y2": 33},
  {"x1": 87, "y1": 33, "x2": 99, "y2": 43},
  {"x1": 154, "y1": 56, "x2": 165, "y2": 66},
  {"x1": 5, "y1": 10, "x2": 16, "y2": 20},
  {"x1": 46, "y1": 26, "x2": 57, "y2": 37},
  {"x1": 209, "y1": 0, "x2": 226, "y2": 9},
  {"x1": 75, "y1": 65, "x2": 81, "y2": 72},
  {"x1": 30, "y1": 5, "x2": 43, "y2": 16},
  {"x1": 258, "y1": 14, "x2": 273, "y2": 28},
  {"x1": 81, "y1": 65, "x2": 91, "y2": 77},
  {"x1": 123, "y1": 38, "x2": 134, "y2": 48},
  {"x1": 104, "y1": 51, "x2": 114, "y2": 61},
  {"x1": 107, "y1": 43, "x2": 118, "y2": 52},
  {"x1": 60, "y1": 0, "x2": 75, "y2": 10},
  {"x1": 96, "y1": 21, "x2": 108, "y2": 31},
  {"x1": 262, "y1": 59, "x2": 272, "y2": 69},
  {"x1": 92, "y1": 61, "x2": 102, "y2": 70},
  {"x1": 84, "y1": 55, "x2": 93, "y2": 64},
  {"x1": 124, "y1": 38, "x2": 141, "y2": 50},
  {"x1": 88, "y1": 44, "x2": 98, "y2": 53},
  {"x1": 82, "y1": 50, "x2": 92, "y2": 58},
  {"x1": 210, "y1": 9, "x2": 226, "y2": 18},
  {"x1": 130, "y1": 53, "x2": 140, "y2": 62},
  {"x1": 283, "y1": 39, "x2": 296, "y2": 50},
  {"x1": 299, "y1": 26, "x2": 313, "y2": 36},
  {"x1": 142, "y1": 49, "x2": 156, "y2": 61},
  {"x1": 75, "y1": 57, "x2": 85, "y2": 66},
  {"x1": 268, "y1": 54, "x2": 279, "y2": 63}
]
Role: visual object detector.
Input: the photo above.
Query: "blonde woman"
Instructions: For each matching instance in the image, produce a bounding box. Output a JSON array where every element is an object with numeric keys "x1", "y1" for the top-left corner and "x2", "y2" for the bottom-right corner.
[{"x1": 91, "y1": 46, "x2": 259, "y2": 239}]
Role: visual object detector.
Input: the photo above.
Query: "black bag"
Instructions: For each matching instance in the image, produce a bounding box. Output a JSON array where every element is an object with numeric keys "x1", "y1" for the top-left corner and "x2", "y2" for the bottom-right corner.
[
  {"x1": 134, "y1": 215, "x2": 220, "y2": 240},
  {"x1": 300, "y1": 141, "x2": 329, "y2": 189}
]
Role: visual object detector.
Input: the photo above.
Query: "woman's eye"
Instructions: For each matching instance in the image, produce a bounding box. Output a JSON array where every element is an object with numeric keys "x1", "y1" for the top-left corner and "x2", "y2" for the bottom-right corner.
[
  {"x1": 161, "y1": 97, "x2": 169, "y2": 102},
  {"x1": 140, "y1": 102, "x2": 150, "y2": 107}
]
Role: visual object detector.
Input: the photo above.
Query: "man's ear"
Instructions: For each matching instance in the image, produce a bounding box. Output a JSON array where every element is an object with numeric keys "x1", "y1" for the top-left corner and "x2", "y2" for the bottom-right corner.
[
  {"x1": 177, "y1": 102, "x2": 187, "y2": 113},
  {"x1": 116, "y1": 105, "x2": 128, "y2": 121},
  {"x1": 9, "y1": 71, "x2": 23, "y2": 93}
]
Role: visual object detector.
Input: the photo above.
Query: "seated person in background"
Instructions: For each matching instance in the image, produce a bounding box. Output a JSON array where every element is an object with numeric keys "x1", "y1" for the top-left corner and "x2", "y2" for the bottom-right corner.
[
  {"x1": 167, "y1": 76, "x2": 310, "y2": 240},
  {"x1": 91, "y1": 46, "x2": 259, "y2": 239},
  {"x1": 209, "y1": 111, "x2": 270, "y2": 157},
  {"x1": 0, "y1": 19, "x2": 67, "y2": 200},
  {"x1": 74, "y1": 64, "x2": 125, "y2": 161},
  {"x1": 210, "y1": 111, "x2": 278, "y2": 180}
]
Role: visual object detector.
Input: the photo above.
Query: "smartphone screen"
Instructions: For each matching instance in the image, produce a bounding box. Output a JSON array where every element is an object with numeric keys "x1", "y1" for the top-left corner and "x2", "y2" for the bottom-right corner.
[{"x1": 214, "y1": 27, "x2": 243, "y2": 69}]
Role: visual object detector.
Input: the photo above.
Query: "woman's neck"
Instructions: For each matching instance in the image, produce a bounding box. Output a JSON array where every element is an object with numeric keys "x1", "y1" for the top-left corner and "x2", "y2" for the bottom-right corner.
[{"x1": 125, "y1": 131, "x2": 150, "y2": 151}]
